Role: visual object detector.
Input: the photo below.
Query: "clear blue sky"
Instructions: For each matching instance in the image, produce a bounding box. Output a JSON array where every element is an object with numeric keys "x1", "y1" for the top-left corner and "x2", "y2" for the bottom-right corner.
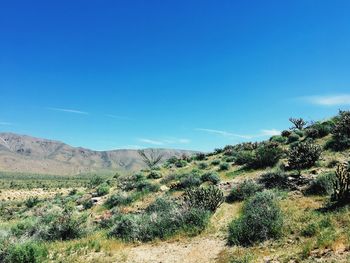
[{"x1": 1, "y1": 1, "x2": 350, "y2": 151}]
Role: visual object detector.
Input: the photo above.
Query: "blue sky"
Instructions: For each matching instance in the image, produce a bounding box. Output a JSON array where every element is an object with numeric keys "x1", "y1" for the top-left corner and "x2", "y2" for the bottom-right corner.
[{"x1": 1, "y1": 0, "x2": 350, "y2": 151}]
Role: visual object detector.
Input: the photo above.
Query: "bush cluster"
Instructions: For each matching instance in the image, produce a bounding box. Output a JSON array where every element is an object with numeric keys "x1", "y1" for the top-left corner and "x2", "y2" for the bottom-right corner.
[
  {"x1": 329, "y1": 111, "x2": 350, "y2": 150},
  {"x1": 228, "y1": 191, "x2": 283, "y2": 246},
  {"x1": 183, "y1": 186, "x2": 224, "y2": 212},
  {"x1": 288, "y1": 141, "x2": 322, "y2": 171},
  {"x1": 305, "y1": 173, "x2": 334, "y2": 196},
  {"x1": 227, "y1": 180, "x2": 263, "y2": 202},
  {"x1": 258, "y1": 170, "x2": 289, "y2": 189}
]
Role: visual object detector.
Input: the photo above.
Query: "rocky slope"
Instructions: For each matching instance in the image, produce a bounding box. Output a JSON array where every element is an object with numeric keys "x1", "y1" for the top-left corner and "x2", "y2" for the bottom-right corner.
[{"x1": 0, "y1": 132, "x2": 195, "y2": 175}]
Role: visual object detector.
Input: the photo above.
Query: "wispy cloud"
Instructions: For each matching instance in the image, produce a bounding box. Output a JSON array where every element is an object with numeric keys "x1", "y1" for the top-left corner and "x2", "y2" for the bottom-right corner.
[
  {"x1": 138, "y1": 137, "x2": 191, "y2": 146},
  {"x1": 260, "y1": 129, "x2": 281, "y2": 136},
  {"x1": 196, "y1": 128, "x2": 281, "y2": 140},
  {"x1": 195, "y1": 128, "x2": 252, "y2": 139},
  {"x1": 0, "y1": 122, "x2": 12, "y2": 126},
  {"x1": 47, "y1": 107, "x2": 89, "y2": 115},
  {"x1": 301, "y1": 94, "x2": 350, "y2": 106}
]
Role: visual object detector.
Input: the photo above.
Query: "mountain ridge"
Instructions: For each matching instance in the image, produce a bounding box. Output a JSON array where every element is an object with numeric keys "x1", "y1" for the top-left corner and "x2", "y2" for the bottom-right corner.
[{"x1": 0, "y1": 132, "x2": 196, "y2": 175}]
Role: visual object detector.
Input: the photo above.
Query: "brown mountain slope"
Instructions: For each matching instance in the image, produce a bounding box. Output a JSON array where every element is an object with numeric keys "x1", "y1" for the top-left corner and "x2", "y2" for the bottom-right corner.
[{"x1": 0, "y1": 132, "x2": 196, "y2": 175}]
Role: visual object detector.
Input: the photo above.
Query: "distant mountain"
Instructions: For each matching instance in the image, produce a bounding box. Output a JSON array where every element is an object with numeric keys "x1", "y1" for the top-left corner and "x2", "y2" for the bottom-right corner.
[{"x1": 0, "y1": 132, "x2": 196, "y2": 175}]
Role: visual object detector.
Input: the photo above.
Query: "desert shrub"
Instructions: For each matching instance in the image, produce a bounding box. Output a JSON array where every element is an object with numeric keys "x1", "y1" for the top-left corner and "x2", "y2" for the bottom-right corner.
[
  {"x1": 3, "y1": 242, "x2": 47, "y2": 263},
  {"x1": 195, "y1": 153, "x2": 206, "y2": 161},
  {"x1": 88, "y1": 175, "x2": 104, "y2": 188},
  {"x1": 248, "y1": 142, "x2": 283, "y2": 169},
  {"x1": 147, "y1": 171, "x2": 162, "y2": 179},
  {"x1": 219, "y1": 162, "x2": 230, "y2": 171},
  {"x1": 214, "y1": 148, "x2": 223, "y2": 154},
  {"x1": 201, "y1": 172, "x2": 220, "y2": 185},
  {"x1": 118, "y1": 173, "x2": 145, "y2": 191},
  {"x1": 24, "y1": 197, "x2": 40, "y2": 208},
  {"x1": 105, "y1": 192, "x2": 134, "y2": 208},
  {"x1": 109, "y1": 199, "x2": 211, "y2": 242},
  {"x1": 227, "y1": 180, "x2": 263, "y2": 202},
  {"x1": 287, "y1": 133, "x2": 300, "y2": 144},
  {"x1": 281, "y1": 130, "x2": 291, "y2": 137},
  {"x1": 36, "y1": 206, "x2": 88, "y2": 241},
  {"x1": 177, "y1": 174, "x2": 202, "y2": 189},
  {"x1": 301, "y1": 222, "x2": 319, "y2": 237},
  {"x1": 327, "y1": 159, "x2": 339, "y2": 168},
  {"x1": 11, "y1": 219, "x2": 36, "y2": 237},
  {"x1": 96, "y1": 183, "x2": 110, "y2": 197},
  {"x1": 288, "y1": 141, "x2": 322, "y2": 171},
  {"x1": 211, "y1": 159, "x2": 221, "y2": 166},
  {"x1": 289, "y1": 117, "x2": 307, "y2": 130},
  {"x1": 258, "y1": 170, "x2": 289, "y2": 189},
  {"x1": 198, "y1": 162, "x2": 209, "y2": 170},
  {"x1": 305, "y1": 173, "x2": 334, "y2": 196},
  {"x1": 270, "y1": 135, "x2": 287, "y2": 144},
  {"x1": 82, "y1": 199, "x2": 94, "y2": 210},
  {"x1": 329, "y1": 111, "x2": 350, "y2": 150},
  {"x1": 234, "y1": 151, "x2": 254, "y2": 165},
  {"x1": 184, "y1": 186, "x2": 224, "y2": 212},
  {"x1": 228, "y1": 191, "x2": 283, "y2": 246},
  {"x1": 294, "y1": 129, "x2": 305, "y2": 137},
  {"x1": 175, "y1": 160, "x2": 187, "y2": 168}
]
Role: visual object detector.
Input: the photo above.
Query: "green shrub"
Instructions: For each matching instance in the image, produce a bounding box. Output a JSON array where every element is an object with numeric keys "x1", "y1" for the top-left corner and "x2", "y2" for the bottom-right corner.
[
  {"x1": 219, "y1": 162, "x2": 230, "y2": 171},
  {"x1": 330, "y1": 111, "x2": 350, "y2": 150},
  {"x1": 288, "y1": 141, "x2": 322, "y2": 171},
  {"x1": 178, "y1": 174, "x2": 202, "y2": 189},
  {"x1": 228, "y1": 191, "x2": 283, "y2": 246},
  {"x1": 301, "y1": 222, "x2": 319, "y2": 237},
  {"x1": 248, "y1": 142, "x2": 283, "y2": 169},
  {"x1": 227, "y1": 180, "x2": 263, "y2": 202},
  {"x1": 147, "y1": 171, "x2": 162, "y2": 179},
  {"x1": 198, "y1": 162, "x2": 209, "y2": 170},
  {"x1": 89, "y1": 175, "x2": 104, "y2": 188},
  {"x1": 270, "y1": 135, "x2": 287, "y2": 144},
  {"x1": 201, "y1": 172, "x2": 220, "y2": 185},
  {"x1": 175, "y1": 160, "x2": 187, "y2": 168},
  {"x1": 305, "y1": 173, "x2": 334, "y2": 196},
  {"x1": 184, "y1": 186, "x2": 224, "y2": 212},
  {"x1": 287, "y1": 133, "x2": 300, "y2": 144},
  {"x1": 82, "y1": 199, "x2": 94, "y2": 210},
  {"x1": 4, "y1": 242, "x2": 47, "y2": 263},
  {"x1": 24, "y1": 197, "x2": 40, "y2": 208},
  {"x1": 211, "y1": 159, "x2": 221, "y2": 166},
  {"x1": 11, "y1": 219, "x2": 36, "y2": 237},
  {"x1": 233, "y1": 150, "x2": 254, "y2": 165},
  {"x1": 281, "y1": 130, "x2": 291, "y2": 137},
  {"x1": 105, "y1": 192, "x2": 134, "y2": 208},
  {"x1": 259, "y1": 170, "x2": 289, "y2": 189},
  {"x1": 96, "y1": 183, "x2": 110, "y2": 196},
  {"x1": 195, "y1": 153, "x2": 206, "y2": 161}
]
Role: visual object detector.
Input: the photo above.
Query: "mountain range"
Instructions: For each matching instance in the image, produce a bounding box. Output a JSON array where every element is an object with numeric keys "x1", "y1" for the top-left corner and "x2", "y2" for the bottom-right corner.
[{"x1": 0, "y1": 132, "x2": 195, "y2": 175}]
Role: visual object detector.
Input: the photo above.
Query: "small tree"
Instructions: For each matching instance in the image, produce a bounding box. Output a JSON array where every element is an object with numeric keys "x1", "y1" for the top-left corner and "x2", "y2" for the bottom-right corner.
[
  {"x1": 289, "y1": 118, "x2": 307, "y2": 130},
  {"x1": 138, "y1": 149, "x2": 164, "y2": 169}
]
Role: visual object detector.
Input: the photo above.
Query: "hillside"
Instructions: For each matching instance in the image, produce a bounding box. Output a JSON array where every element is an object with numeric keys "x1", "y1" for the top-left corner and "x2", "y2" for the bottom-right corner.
[
  {"x1": 0, "y1": 132, "x2": 195, "y2": 175},
  {"x1": 1, "y1": 111, "x2": 350, "y2": 263}
]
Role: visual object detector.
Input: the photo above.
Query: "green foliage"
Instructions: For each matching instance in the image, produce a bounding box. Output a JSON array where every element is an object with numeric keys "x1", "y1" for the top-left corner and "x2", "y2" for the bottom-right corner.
[
  {"x1": 228, "y1": 191, "x2": 283, "y2": 246},
  {"x1": 331, "y1": 163, "x2": 350, "y2": 202},
  {"x1": 329, "y1": 110, "x2": 350, "y2": 150},
  {"x1": 89, "y1": 175, "x2": 104, "y2": 188},
  {"x1": 287, "y1": 133, "x2": 300, "y2": 144},
  {"x1": 105, "y1": 192, "x2": 135, "y2": 208},
  {"x1": 96, "y1": 183, "x2": 110, "y2": 197},
  {"x1": 201, "y1": 172, "x2": 220, "y2": 185},
  {"x1": 24, "y1": 197, "x2": 40, "y2": 208},
  {"x1": 175, "y1": 160, "x2": 187, "y2": 168},
  {"x1": 270, "y1": 135, "x2": 287, "y2": 144},
  {"x1": 288, "y1": 141, "x2": 322, "y2": 171},
  {"x1": 184, "y1": 186, "x2": 224, "y2": 212},
  {"x1": 227, "y1": 180, "x2": 263, "y2": 202},
  {"x1": 109, "y1": 198, "x2": 211, "y2": 242},
  {"x1": 177, "y1": 174, "x2": 202, "y2": 189},
  {"x1": 195, "y1": 153, "x2": 206, "y2": 161},
  {"x1": 249, "y1": 142, "x2": 283, "y2": 169},
  {"x1": 281, "y1": 130, "x2": 291, "y2": 137},
  {"x1": 219, "y1": 162, "x2": 230, "y2": 171},
  {"x1": 259, "y1": 170, "x2": 289, "y2": 189},
  {"x1": 82, "y1": 199, "x2": 94, "y2": 210},
  {"x1": 3, "y1": 242, "x2": 47, "y2": 263},
  {"x1": 211, "y1": 159, "x2": 221, "y2": 166},
  {"x1": 198, "y1": 162, "x2": 209, "y2": 170},
  {"x1": 305, "y1": 173, "x2": 334, "y2": 196},
  {"x1": 147, "y1": 170, "x2": 162, "y2": 179}
]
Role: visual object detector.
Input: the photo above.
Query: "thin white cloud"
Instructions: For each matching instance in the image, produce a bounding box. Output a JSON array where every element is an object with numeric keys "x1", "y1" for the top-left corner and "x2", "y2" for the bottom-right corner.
[
  {"x1": 260, "y1": 129, "x2": 281, "y2": 136},
  {"x1": 138, "y1": 137, "x2": 191, "y2": 146},
  {"x1": 48, "y1": 107, "x2": 89, "y2": 115},
  {"x1": 139, "y1": 138, "x2": 165, "y2": 146},
  {"x1": 301, "y1": 94, "x2": 350, "y2": 106},
  {"x1": 0, "y1": 122, "x2": 12, "y2": 126},
  {"x1": 195, "y1": 128, "x2": 252, "y2": 139}
]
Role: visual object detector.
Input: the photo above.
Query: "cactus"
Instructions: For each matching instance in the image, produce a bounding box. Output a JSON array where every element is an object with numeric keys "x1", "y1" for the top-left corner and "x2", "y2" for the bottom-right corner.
[
  {"x1": 332, "y1": 163, "x2": 350, "y2": 202},
  {"x1": 183, "y1": 186, "x2": 224, "y2": 212}
]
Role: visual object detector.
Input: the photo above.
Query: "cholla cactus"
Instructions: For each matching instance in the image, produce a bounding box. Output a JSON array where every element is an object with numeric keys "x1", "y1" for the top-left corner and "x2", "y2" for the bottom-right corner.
[
  {"x1": 183, "y1": 186, "x2": 224, "y2": 212},
  {"x1": 289, "y1": 117, "x2": 307, "y2": 130},
  {"x1": 332, "y1": 163, "x2": 350, "y2": 202}
]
